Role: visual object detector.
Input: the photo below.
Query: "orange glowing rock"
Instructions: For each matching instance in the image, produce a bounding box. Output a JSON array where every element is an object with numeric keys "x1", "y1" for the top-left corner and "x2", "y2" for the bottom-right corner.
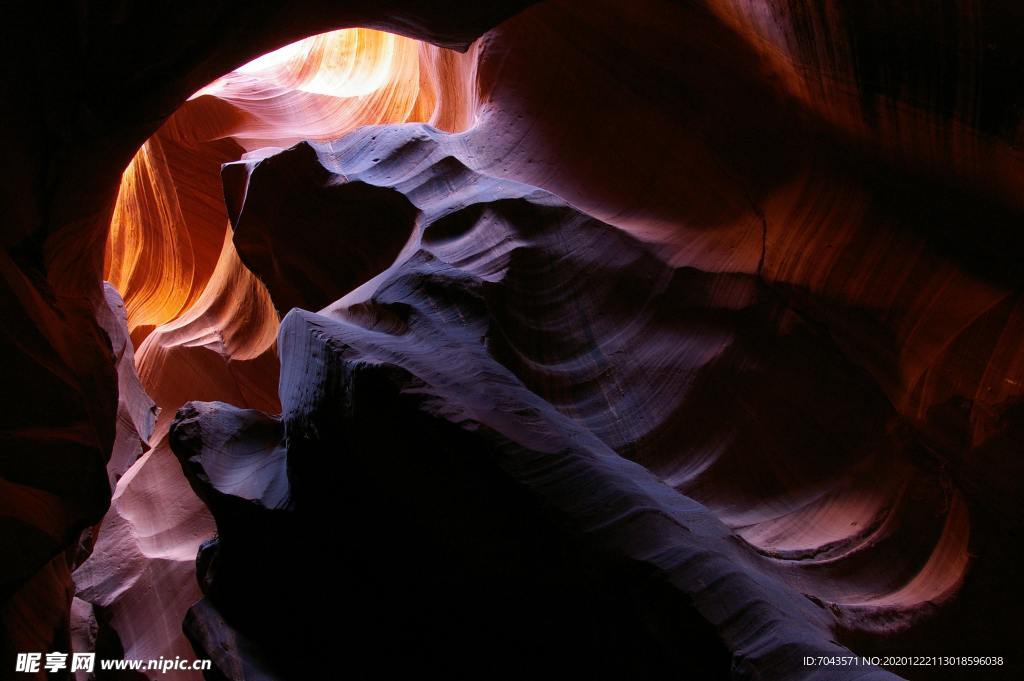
[
  {"x1": 104, "y1": 28, "x2": 478, "y2": 347},
  {"x1": 82, "y1": 28, "x2": 477, "y2": 677},
  {"x1": 8, "y1": 1, "x2": 1013, "y2": 676}
]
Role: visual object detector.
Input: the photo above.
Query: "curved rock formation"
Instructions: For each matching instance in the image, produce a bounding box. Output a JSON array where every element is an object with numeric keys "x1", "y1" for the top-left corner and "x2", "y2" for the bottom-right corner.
[
  {"x1": 459, "y1": 4, "x2": 1024, "y2": 668},
  {"x1": 3, "y1": 1, "x2": 1024, "y2": 679},
  {"x1": 72, "y1": 26, "x2": 483, "y2": 678},
  {"x1": 0, "y1": 2, "x2": 529, "y2": 675},
  {"x1": 224, "y1": 146, "x2": 420, "y2": 313},
  {"x1": 168, "y1": 126, "x2": 988, "y2": 679},
  {"x1": 73, "y1": 437, "x2": 215, "y2": 674}
]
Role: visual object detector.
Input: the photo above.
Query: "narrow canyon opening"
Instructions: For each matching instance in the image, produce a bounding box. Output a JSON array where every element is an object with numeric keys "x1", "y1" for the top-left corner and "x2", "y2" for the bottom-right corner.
[{"x1": 78, "y1": 27, "x2": 480, "y2": 673}]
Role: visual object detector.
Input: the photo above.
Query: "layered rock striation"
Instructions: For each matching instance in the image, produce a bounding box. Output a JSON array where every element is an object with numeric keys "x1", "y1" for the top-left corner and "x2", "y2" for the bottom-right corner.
[
  {"x1": 171, "y1": 126, "x2": 976, "y2": 679},
  {"x1": 3, "y1": 1, "x2": 1024, "y2": 679}
]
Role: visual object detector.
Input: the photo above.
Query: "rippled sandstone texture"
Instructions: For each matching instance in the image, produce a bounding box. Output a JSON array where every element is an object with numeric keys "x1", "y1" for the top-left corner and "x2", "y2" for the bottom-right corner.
[
  {"x1": 0, "y1": 2, "x2": 532, "y2": 678},
  {"x1": 169, "y1": 124, "x2": 981, "y2": 680},
  {"x1": 4, "y1": 0, "x2": 1024, "y2": 680},
  {"x1": 72, "y1": 23, "x2": 492, "y2": 681}
]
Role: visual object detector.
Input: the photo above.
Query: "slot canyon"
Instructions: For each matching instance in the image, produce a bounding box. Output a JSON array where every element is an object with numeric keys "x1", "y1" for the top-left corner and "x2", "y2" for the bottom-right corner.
[{"x1": 2, "y1": 1, "x2": 1022, "y2": 679}]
